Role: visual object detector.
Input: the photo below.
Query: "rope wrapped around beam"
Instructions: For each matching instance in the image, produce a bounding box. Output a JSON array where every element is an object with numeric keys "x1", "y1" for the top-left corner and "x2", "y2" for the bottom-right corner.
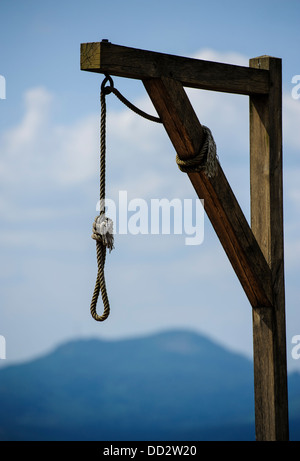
[{"x1": 175, "y1": 125, "x2": 219, "y2": 178}]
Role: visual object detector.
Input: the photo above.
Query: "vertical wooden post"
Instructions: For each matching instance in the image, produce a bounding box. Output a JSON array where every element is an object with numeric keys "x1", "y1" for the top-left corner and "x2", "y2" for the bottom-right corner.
[
  {"x1": 249, "y1": 56, "x2": 289, "y2": 440},
  {"x1": 81, "y1": 42, "x2": 290, "y2": 440}
]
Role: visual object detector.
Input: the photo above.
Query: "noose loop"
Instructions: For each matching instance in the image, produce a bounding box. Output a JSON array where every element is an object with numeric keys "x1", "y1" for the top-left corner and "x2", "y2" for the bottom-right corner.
[
  {"x1": 90, "y1": 74, "x2": 218, "y2": 322},
  {"x1": 90, "y1": 75, "x2": 114, "y2": 322},
  {"x1": 90, "y1": 74, "x2": 162, "y2": 322}
]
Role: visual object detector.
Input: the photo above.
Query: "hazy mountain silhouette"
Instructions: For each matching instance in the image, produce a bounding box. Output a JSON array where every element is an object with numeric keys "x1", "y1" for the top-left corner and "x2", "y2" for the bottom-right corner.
[{"x1": 0, "y1": 329, "x2": 299, "y2": 441}]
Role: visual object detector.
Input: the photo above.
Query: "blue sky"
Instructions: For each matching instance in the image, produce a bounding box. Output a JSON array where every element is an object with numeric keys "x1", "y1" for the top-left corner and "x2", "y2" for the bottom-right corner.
[{"x1": 0, "y1": 0, "x2": 300, "y2": 371}]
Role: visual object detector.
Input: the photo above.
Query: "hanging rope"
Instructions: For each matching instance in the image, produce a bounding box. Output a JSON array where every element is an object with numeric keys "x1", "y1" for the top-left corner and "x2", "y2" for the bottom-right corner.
[
  {"x1": 110, "y1": 85, "x2": 162, "y2": 124},
  {"x1": 90, "y1": 74, "x2": 218, "y2": 322},
  {"x1": 90, "y1": 75, "x2": 163, "y2": 322},
  {"x1": 90, "y1": 76, "x2": 114, "y2": 321}
]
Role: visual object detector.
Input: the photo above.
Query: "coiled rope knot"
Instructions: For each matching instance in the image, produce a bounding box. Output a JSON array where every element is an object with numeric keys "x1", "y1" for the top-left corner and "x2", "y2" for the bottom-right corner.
[
  {"x1": 90, "y1": 213, "x2": 114, "y2": 322},
  {"x1": 176, "y1": 125, "x2": 219, "y2": 178},
  {"x1": 91, "y1": 214, "x2": 115, "y2": 253}
]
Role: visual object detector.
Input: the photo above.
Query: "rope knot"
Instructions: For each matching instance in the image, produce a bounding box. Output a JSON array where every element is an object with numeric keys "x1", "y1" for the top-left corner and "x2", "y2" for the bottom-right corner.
[
  {"x1": 92, "y1": 214, "x2": 115, "y2": 252},
  {"x1": 176, "y1": 125, "x2": 219, "y2": 178}
]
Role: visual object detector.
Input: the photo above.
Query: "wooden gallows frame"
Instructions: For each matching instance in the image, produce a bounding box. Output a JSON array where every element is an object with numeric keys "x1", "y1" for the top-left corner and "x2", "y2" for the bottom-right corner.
[{"x1": 80, "y1": 41, "x2": 289, "y2": 441}]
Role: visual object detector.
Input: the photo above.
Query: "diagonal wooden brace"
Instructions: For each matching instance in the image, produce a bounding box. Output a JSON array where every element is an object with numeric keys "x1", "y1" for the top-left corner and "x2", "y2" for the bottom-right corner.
[{"x1": 143, "y1": 77, "x2": 273, "y2": 309}]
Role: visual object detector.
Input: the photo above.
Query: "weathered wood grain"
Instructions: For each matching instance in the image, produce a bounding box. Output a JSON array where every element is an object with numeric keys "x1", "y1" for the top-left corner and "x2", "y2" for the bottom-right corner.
[
  {"x1": 81, "y1": 43, "x2": 289, "y2": 441},
  {"x1": 143, "y1": 77, "x2": 272, "y2": 308},
  {"x1": 250, "y1": 56, "x2": 289, "y2": 441},
  {"x1": 81, "y1": 41, "x2": 270, "y2": 95}
]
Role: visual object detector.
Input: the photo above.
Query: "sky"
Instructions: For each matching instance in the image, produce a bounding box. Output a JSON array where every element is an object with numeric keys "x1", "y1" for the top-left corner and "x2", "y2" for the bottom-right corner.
[{"x1": 0, "y1": 0, "x2": 300, "y2": 372}]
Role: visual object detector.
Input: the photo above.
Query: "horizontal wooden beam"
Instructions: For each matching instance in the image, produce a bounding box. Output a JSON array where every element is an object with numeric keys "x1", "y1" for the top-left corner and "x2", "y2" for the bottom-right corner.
[
  {"x1": 81, "y1": 41, "x2": 270, "y2": 95},
  {"x1": 143, "y1": 77, "x2": 273, "y2": 308}
]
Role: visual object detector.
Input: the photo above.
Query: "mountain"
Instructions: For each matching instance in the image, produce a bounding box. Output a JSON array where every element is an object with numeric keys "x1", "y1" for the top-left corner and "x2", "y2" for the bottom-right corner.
[{"x1": 0, "y1": 329, "x2": 299, "y2": 441}]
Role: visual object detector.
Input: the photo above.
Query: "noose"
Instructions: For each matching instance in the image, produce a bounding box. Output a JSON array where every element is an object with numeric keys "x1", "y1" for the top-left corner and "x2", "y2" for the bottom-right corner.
[
  {"x1": 90, "y1": 74, "x2": 162, "y2": 322},
  {"x1": 90, "y1": 75, "x2": 115, "y2": 321}
]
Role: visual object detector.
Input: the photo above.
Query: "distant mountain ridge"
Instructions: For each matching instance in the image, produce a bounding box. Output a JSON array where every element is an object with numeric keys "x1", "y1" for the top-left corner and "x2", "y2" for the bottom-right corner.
[{"x1": 0, "y1": 329, "x2": 299, "y2": 441}]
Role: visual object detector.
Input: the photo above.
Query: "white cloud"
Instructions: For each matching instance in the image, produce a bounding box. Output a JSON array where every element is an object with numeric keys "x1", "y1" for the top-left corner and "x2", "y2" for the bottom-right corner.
[
  {"x1": 1, "y1": 60, "x2": 298, "y2": 199},
  {"x1": 0, "y1": 52, "x2": 299, "y2": 269},
  {"x1": 0, "y1": 87, "x2": 100, "y2": 192},
  {"x1": 192, "y1": 48, "x2": 248, "y2": 66},
  {"x1": 0, "y1": 87, "x2": 52, "y2": 186},
  {"x1": 0, "y1": 50, "x2": 299, "y2": 265},
  {"x1": 2, "y1": 87, "x2": 53, "y2": 155},
  {"x1": 53, "y1": 115, "x2": 99, "y2": 185},
  {"x1": 0, "y1": 48, "x2": 300, "y2": 368}
]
